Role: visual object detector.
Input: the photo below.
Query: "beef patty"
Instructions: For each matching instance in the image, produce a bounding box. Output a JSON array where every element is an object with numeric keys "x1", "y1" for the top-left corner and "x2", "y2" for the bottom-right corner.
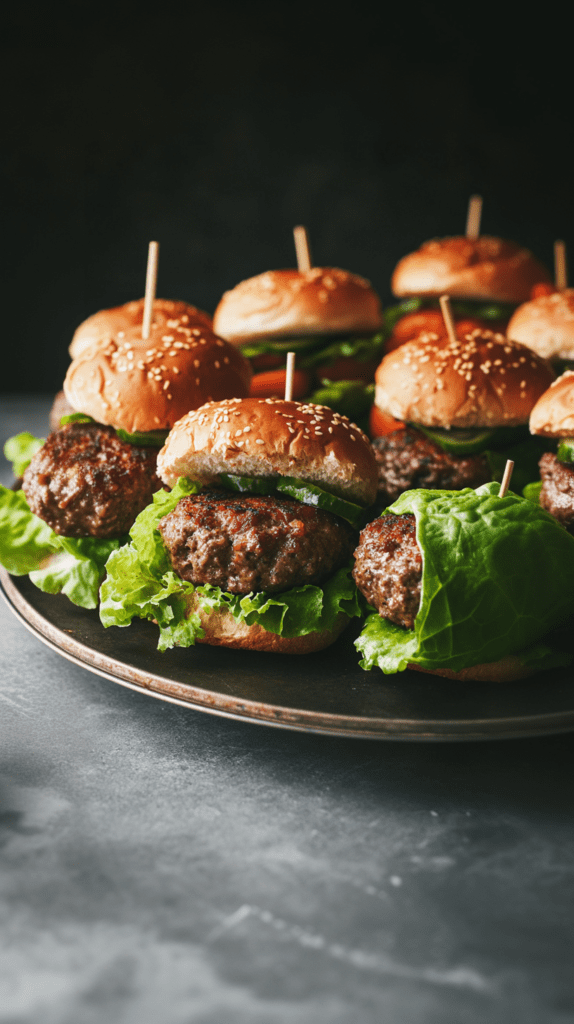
[
  {"x1": 23, "y1": 423, "x2": 163, "y2": 538},
  {"x1": 539, "y1": 452, "x2": 574, "y2": 530},
  {"x1": 371, "y1": 426, "x2": 490, "y2": 505},
  {"x1": 159, "y1": 490, "x2": 356, "y2": 594},
  {"x1": 353, "y1": 513, "x2": 422, "y2": 629}
]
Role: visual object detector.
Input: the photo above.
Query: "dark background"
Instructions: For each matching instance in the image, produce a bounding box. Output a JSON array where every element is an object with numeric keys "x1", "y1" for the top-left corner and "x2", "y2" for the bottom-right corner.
[{"x1": 2, "y1": 1, "x2": 573, "y2": 393}]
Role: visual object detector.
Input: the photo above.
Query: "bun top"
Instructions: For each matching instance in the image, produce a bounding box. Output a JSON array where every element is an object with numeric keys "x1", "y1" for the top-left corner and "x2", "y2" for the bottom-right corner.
[
  {"x1": 391, "y1": 236, "x2": 551, "y2": 304},
  {"x1": 213, "y1": 268, "x2": 383, "y2": 345},
  {"x1": 507, "y1": 289, "x2": 574, "y2": 361},
  {"x1": 374, "y1": 328, "x2": 555, "y2": 429},
  {"x1": 69, "y1": 299, "x2": 212, "y2": 359},
  {"x1": 157, "y1": 397, "x2": 378, "y2": 506},
  {"x1": 530, "y1": 371, "x2": 574, "y2": 437},
  {"x1": 63, "y1": 318, "x2": 252, "y2": 434}
]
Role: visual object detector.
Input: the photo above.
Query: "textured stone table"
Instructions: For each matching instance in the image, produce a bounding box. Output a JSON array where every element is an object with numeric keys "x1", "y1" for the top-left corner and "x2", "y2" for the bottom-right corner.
[{"x1": 1, "y1": 396, "x2": 574, "y2": 1024}]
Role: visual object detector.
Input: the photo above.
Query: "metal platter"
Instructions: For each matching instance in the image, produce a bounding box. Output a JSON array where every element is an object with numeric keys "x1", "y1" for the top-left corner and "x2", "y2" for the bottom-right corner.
[{"x1": 2, "y1": 566, "x2": 574, "y2": 741}]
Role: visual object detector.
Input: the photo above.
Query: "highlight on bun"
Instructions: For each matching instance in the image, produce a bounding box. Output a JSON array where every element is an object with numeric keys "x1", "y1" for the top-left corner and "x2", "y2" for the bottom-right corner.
[
  {"x1": 69, "y1": 299, "x2": 212, "y2": 359},
  {"x1": 157, "y1": 396, "x2": 378, "y2": 505},
  {"x1": 392, "y1": 237, "x2": 551, "y2": 304},
  {"x1": 64, "y1": 320, "x2": 252, "y2": 434},
  {"x1": 529, "y1": 371, "x2": 574, "y2": 437},
  {"x1": 213, "y1": 268, "x2": 382, "y2": 345},
  {"x1": 374, "y1": 329, "x2": 555, "y2": 429},
  {"x1": 508, "y1": 290, "x2": 574, "y2": 361}
]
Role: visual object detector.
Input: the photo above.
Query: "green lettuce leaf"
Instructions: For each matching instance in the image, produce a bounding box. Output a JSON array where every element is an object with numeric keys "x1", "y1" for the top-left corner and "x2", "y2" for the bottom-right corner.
[
  {"x1": 30, "y1": 536, "x2": 122, "y2": 608},
  {"x1": 129, "y1": 477, "x2": 202, "y2": 574},
  {"x1": 355, "y1": 482, "x2": 574, "y2": 674},
  {"x1": 307, "y1": 380, "x2": 375, "y2": 426},
  {"x1": 0, "y1": 484, "x2": 124, "y2": 608},
  {"x1": 301, "y1": 334, "x2": 384, "y2": 369},
  {"x1": 523, "y1": 480, "x2": 543, "y2": 503},
  {"x1": 382, "y1": 298, "x2": 422, "y2": 334},
  {"x1": 357, "y1": 614, "x2": 572, "y2": 675},
  {"x1": 3, "y1": 432, "x2": 45, "y2": 477},
  {"x1": 100, "y1": 478, "x2": 362, "y2": 649},
  {"x1": 203, "y1": 565, "x2": 361, "y2": 638},
  {"x1": 241, "y1": 336, "x2": 323, "y2": 359},
  {"x1": 0, "y1": 486, "x2": 59, "y2": 573}
]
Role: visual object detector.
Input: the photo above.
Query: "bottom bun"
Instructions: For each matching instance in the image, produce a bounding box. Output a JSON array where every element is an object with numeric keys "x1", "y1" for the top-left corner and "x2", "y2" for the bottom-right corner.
[
  {"x1": 186, "y1": 595, "x2": 349, "y2": 654},
  {"x1": 408, "y1": 657, "x2": 537, "y2": 683}
]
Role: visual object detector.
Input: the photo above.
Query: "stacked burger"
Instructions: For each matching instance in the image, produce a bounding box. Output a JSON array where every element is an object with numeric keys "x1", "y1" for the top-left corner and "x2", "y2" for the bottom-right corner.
[
  {"x1": 213, "y1": 262, "x2": 384, "y2": 426},
  {"x1": 0, "y1": 315, "x2": 251, "y2": 607},
  {"x1": 100, "y1": 397, "x2": 378, "y2": 654},
  {"x1": 369, "y1": 321, "x2": 555, "y2": 506},
  {"x1": 381, "y1": 203, "x2": 551, "y2": 361},
  {"x1": 351, "y1": 480, "x2": 574, "y2": 682},
  {"x1": 50, "y1": 297, "x2": 213, "y2": 430},
  {"x1": 528, "y1": 371, "x2": 574, "y2": 531}
]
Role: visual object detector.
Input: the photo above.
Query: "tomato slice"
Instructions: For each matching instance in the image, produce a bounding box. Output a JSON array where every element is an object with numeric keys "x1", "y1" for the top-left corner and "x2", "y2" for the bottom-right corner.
[
  {"x1": 369, "y1": 405, "x2": 404, "y2": 438},
  {"x1": 531, "y1": 282, "x2": 558, "y2": 300},
  {"x1": 249, "y1": 368, "x2": 310, "y2": 400}
]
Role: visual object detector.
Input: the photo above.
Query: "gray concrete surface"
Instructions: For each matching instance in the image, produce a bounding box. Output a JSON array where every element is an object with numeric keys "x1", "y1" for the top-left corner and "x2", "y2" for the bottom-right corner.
[{"x1": 2, "y1": 397, "x2": 574, "y2": 1023}]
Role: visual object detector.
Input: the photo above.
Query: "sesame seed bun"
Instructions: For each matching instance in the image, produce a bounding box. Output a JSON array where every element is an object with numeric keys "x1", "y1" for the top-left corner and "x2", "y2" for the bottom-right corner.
[
  {"x1": 508, "y1": 290, "x2": 574, "y2": 362},
  {"x1": 374, "y1": 329, "x2": 555, "y2": 429},
  {"x1": 529, "y1": 371, "x2": 574, "y2": 437},
  {"x1": 69, "y1": 299, "x2": 212, "y2": 360},
  {"x1": 157, "y1": 397, "x2": 379, "y2": 505},
  {"x1": 213, "y1": 268, "x2": 383, "y2": 345},
  {"x1": 392, "y1": 237, "x2": 551, "y2": 304},
  {"x1": 63, "y1": 320, "x2": 252, "y2": 434},
  {"x1": 185, "y1": 595, "x2": 350, "y2": 653}
]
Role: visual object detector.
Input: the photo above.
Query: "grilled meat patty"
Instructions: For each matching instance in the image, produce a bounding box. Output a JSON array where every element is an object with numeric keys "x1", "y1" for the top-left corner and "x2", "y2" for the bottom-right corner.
[
  {"x1": 352, "y1": 512, "x2": 422, "y2": 629},
  {"x1": 372, "y1": 426, "x2": 490, "y2": 505},
  {"x1": 158, "y1": 490, "x2": 356, "y2": 594},
  {"x1": 539, "y1": 452, "x2": 574, "y2": 531},
  {"x1": 23, "y1": 423, "x2": 163, "y2": 538}
]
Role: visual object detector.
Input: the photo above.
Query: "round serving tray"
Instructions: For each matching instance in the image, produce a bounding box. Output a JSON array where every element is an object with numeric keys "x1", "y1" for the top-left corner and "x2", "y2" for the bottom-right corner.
[{"x1": 2, "y1": 567, "x2": 574, "y2": 741}]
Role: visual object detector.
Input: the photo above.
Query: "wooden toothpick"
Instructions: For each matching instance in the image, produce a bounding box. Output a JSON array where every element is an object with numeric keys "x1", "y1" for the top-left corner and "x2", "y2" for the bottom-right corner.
[
  {"x1": 554, "y1": 240, "x2": 568, "y2": 291},
  {"x1": 439, "y1": 295, "x2": 458, "y2": 345},
  {"x1": 293, "y1": 225, "x2": 312, "y2": 273},
  {"x1": 142, "y1": 241, "x2": 160, "y2": 341},
  {"x1": 284, "y1": 352, "x2": 296, "y2": 401},
  {"x1": 465, "y1": 195, "x2": 483, "y2": 241},
  {"x1": 498, "y1": 460, "x2": 515, "y2": 498}
]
